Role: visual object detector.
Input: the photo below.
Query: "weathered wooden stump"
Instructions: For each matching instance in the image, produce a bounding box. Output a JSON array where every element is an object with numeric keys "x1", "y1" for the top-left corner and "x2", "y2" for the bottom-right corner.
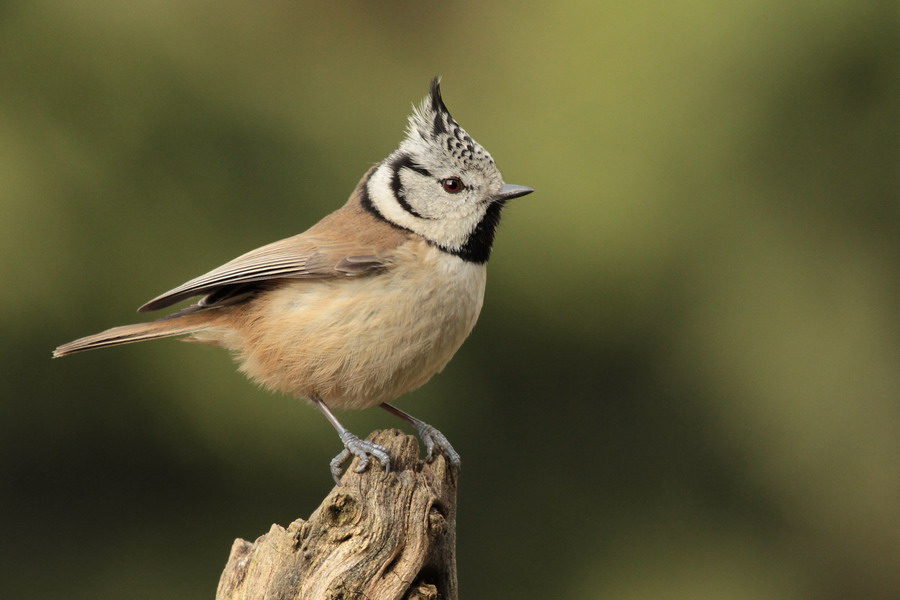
[{"x1": 216, "y1": 429, "x2": 459, "y2": 600}]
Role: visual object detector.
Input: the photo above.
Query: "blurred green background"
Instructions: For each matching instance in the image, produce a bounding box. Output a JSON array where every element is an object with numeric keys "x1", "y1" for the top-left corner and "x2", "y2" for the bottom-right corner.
[{"x1": 3, "y1": 1, "x2": 899, "y2": 598}]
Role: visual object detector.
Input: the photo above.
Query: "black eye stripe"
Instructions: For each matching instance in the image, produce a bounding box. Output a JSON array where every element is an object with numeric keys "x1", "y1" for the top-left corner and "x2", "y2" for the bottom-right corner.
[
  {"x1": 389, "y1": 154, "x2": 437, "y2": 220},
  {"x1": 392, "y1": 154, "x2": 432, "y2": 178}
]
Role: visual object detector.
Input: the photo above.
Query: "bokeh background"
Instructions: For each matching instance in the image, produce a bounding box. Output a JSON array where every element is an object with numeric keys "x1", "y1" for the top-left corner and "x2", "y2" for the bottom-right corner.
[{"x1": 3, "y1": 1, "x2": 899, "y2": 598}]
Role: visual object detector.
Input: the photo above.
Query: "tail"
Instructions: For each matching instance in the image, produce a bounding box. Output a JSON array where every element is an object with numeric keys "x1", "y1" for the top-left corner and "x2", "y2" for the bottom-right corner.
[{"x1": 53, "y1": 312, "x2": 217, "y2": 358}]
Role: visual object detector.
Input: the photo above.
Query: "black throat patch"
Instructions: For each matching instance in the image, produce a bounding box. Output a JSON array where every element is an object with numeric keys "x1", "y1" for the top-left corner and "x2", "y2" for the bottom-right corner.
[
  {"x1": 361, "y1": 173, "x2": 504, "y2": 265},
  {"x1": 448, "y1": 200, "x2": 505, "y2": 264}
]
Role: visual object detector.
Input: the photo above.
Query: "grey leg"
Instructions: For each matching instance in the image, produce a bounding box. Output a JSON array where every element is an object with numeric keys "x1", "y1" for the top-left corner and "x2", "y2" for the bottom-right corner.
[
  {"x1": 380, "y1": 403, "x2": 461, "y2": 467},
  {"x1": 312, "y1": 396, "x2": 390, "y2": 484}
]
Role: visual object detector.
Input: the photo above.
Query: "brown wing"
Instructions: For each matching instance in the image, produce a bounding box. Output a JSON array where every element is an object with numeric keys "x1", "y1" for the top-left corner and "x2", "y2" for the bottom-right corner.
[{"x1": 138, "y1": 233, "x2": 391, "y2": 312}]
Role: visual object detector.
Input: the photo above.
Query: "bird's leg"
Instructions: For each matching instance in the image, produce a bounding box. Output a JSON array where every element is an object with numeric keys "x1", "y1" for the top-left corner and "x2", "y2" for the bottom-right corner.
[
  {"x1": 312, "y1": 396, "x2": 390, "y2": 484},
  {"x1": 380, "y1": 403, "x2": 461, "y2": 467}
]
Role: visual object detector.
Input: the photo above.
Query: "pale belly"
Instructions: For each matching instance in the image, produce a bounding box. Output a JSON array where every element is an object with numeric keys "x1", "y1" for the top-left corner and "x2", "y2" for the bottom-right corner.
[{"x1": 205, "y1": 248, "x2": 486, "y2": 410}]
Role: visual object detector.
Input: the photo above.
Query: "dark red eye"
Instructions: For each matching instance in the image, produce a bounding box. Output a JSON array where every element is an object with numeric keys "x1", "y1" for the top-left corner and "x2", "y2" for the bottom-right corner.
[{"x1": 441, "y1": 177, "x2": 463, "y2": 194}]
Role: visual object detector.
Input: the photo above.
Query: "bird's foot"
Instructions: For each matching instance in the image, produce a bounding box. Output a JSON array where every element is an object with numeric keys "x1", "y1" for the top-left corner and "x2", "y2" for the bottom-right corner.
[
  {"x1": 330, "y1": 431, "x2": 391, "y2": 485},
  {"x1": 415, "y1": 423, "x2": 461, "y2": 468}
]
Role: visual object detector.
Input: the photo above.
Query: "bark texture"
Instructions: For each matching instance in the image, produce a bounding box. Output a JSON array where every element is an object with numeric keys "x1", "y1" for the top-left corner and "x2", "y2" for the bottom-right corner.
[{"x1": 216, "y1": 429, "x2": 459, "y2": 600}]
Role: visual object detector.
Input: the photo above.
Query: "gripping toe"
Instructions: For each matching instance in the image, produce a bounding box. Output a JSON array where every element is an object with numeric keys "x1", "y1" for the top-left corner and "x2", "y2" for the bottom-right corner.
[{"x1": 330, "y1": 432, "x2": 391, "y2": 484}]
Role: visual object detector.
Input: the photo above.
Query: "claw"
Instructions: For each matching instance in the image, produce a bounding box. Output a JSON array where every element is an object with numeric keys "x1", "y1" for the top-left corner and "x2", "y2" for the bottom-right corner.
[
  {"x1": 379, "y1": 403, "x2": 461, "y2": 468},
  {"x1": 330, "y1": 431, "x2": 391, "y2": 485},
  {"x1": 416, "y1": 423, "x2": 461, "y2": 467},
  {"x1": 329, "y1": 449, "x2": 350, "y2": 484}
]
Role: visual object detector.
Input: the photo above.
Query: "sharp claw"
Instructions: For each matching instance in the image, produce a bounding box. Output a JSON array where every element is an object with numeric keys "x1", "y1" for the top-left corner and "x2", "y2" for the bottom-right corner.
[
  {"x1": 373, "y1": 447, "x2": 391, "y2": 471},
  {"x1": 330, "y1": 449, "x2": 351, "y2": 485},
  {"x1": 331, "y1": 432, "x2": 392, "y2": 483},
  {"x1": 422, "y1": 436, "x2": 436, "y2": 461},
  {"x1": 415, "y1": 423, "x2": 461, "y2": 467},
  {"x1": 378, "y1": 404, "x2": 461, "y2": 468},
  {"x1": 353, "y1": 453, "x2": 370, "y2": 473}
]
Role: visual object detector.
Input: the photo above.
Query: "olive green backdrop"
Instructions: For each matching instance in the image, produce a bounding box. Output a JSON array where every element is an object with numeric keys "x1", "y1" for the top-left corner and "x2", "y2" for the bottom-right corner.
[{"x1": 3, "y1": 1, "x2": 898, "y2": 598}]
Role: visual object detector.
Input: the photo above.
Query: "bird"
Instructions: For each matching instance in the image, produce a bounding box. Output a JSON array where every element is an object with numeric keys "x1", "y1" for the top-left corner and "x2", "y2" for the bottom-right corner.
[{"x1": 53, "y1": 77, "x2": 533, "y2": 483}]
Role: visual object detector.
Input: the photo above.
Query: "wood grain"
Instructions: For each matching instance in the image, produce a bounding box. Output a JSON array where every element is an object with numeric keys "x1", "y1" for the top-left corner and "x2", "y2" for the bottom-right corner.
[{"x1": 216, "y1": 429, "x2": 459, "y2": 600}]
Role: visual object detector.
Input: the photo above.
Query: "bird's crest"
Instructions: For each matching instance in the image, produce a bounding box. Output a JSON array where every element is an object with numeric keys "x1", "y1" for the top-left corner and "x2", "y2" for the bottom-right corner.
[{"x1": 403, "y1": 77, "x2": 495, "y2": 169}]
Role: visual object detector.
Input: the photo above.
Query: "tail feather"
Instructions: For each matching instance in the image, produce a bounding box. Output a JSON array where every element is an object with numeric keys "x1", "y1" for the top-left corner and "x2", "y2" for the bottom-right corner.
[{"x1": 53, "y1": 313, "x2": 214, "y2": 358}]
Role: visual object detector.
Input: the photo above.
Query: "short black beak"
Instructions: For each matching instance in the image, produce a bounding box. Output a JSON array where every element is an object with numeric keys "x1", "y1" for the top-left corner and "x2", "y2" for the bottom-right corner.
[{"x1": 494, "y1": 184, "x2": 534, "y2": 201}]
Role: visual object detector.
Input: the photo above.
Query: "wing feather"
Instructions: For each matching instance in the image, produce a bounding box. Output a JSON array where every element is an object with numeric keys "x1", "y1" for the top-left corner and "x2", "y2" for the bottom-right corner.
[{"x1": 138, "y1": 234, "x2": 391, "y2": 313}]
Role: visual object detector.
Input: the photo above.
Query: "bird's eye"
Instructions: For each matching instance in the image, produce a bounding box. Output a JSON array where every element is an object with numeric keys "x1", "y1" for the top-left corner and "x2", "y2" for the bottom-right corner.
[{"x1": 441, "y1": 177, "x2": 464, "y2": 194}]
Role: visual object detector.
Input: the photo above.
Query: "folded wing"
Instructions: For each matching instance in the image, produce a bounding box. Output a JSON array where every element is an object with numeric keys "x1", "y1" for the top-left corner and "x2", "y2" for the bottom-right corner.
[{"x1": 138, "y1": 233, "x2": 391, "y2": 312}]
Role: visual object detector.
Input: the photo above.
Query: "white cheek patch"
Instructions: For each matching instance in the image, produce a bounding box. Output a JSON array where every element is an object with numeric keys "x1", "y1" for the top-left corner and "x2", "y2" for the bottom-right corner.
[
  {"x1": 367, "y1": 163, "x2": 484, "y2": 252},
  {"x1": 400, "y1": 172, "x2": 460, "y2": 219}
]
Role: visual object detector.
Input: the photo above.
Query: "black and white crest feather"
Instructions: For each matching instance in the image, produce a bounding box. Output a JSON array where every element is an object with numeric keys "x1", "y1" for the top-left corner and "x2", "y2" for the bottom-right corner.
[
  {"x1": 407, "y1": 78, "x2": 496, "y2": 171},
  {"x1": 364, "y1": 78, "x2": 511, "y2": 264}
]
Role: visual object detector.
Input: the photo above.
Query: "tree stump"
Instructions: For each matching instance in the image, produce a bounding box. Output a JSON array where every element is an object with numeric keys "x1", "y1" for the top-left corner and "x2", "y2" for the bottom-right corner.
[{"x1": 216, "y1": 429, "x2": 459, "y2": 600}]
